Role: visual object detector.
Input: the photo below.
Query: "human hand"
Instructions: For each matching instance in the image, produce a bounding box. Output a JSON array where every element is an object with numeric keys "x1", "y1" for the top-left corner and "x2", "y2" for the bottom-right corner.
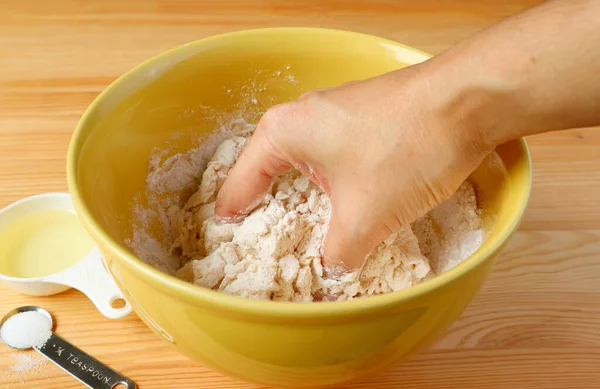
[
  {"x1": 215, "y1": 0, "x2": 600, "y2": 273},
  {"x1": 214, "y1": 62, "x2": 493, "y2": 272}
]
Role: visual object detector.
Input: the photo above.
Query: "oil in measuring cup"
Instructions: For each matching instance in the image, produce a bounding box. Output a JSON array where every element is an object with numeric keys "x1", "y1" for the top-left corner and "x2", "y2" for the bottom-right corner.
[
  {"x1": 0, "y1": 209, "x2": 95, "y2": 278},
  {"x1": 0, "y1": 193, "x2": 131, "y2": 319}
]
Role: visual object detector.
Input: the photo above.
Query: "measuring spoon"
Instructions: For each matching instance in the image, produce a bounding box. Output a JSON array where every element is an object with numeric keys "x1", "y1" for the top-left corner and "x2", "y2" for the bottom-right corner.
[{"x1": 1, "y1": 306, "x2": 136, "y2": 389}]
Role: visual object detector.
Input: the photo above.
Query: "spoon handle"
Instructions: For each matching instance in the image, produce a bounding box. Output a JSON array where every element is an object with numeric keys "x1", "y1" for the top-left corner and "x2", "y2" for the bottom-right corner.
[{"x1": 35, "y1": 333, "x2": 136, "y2": 389}]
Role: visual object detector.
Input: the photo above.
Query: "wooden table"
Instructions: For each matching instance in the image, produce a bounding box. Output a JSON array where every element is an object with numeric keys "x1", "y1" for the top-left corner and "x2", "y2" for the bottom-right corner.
[{"x1": 1, "y1": 1, "x2": 599, "y2": 388}]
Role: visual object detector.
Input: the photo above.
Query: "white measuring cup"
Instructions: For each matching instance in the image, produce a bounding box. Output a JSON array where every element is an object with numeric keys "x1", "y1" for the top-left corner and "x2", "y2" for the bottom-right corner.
[{"x1": 0, "y1": 193, "x2": 131, "y2": 319}]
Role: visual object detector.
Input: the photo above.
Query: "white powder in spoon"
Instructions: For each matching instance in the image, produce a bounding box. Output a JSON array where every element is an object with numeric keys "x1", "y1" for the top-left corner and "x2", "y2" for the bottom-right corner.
[{"x1": 0, "y1": 311, "x2": 52, "y2": 349}]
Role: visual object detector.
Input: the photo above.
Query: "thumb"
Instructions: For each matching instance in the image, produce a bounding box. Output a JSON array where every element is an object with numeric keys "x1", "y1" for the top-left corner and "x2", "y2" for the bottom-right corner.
[
  {"x1": 215, "y1": 124, "x2": 292, "y2": 222},
  {"x1": 321, "y1": 194, "x2": 387, "y2": 274}
]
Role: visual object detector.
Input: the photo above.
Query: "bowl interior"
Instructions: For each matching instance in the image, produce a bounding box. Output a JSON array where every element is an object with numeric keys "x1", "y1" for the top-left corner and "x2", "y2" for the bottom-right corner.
[{"x1": 70, "y1": 28, "x2": 531, "y2": 303}]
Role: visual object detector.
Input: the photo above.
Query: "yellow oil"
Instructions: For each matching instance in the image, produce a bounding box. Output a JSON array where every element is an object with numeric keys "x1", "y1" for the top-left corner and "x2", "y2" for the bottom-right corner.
[{"x1": 0, "y1": 209, "x2": 95, "y2": 278}]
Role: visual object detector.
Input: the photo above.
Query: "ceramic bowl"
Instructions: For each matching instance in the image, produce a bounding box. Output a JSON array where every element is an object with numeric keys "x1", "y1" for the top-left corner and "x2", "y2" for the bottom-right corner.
[{"x1": 67, "y1": 28, "x2": 532, "y2": 387}]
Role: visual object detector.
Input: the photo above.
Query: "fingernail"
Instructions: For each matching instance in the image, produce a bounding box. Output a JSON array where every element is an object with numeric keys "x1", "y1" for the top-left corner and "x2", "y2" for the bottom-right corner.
[
  {"x1": 323, "y1": 261, "x2": 352, "y2": 280},
  {"x1": 214, "y1": 214, "x2": 245, "y2": 225}
]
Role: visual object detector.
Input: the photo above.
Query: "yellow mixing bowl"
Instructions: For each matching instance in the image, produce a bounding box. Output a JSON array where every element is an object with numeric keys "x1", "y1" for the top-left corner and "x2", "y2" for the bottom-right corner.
[{"x1": 67, "y1": 28, "x2": 531, "y2": 387}]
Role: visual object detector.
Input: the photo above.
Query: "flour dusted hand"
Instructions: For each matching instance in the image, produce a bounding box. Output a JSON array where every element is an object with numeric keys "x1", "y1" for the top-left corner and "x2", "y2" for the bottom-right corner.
[{"x1": 173, "y1": 135, "x2": 483, "y2": 302}]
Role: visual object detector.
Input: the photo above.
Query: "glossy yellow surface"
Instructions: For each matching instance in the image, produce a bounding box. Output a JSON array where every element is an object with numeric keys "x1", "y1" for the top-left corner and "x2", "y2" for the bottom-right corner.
[{"x1": 67, "y1": 28, "x2": 531, "y2": 387}]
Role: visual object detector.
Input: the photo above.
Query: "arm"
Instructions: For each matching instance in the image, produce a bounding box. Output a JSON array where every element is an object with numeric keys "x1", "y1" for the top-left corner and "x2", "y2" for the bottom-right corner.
[
  {"x1": 216, "y1": 0, "x2": 600, "y2": 271},
  {"x1": 432, "y1": 0, "x2": 600, "y2": 146}
]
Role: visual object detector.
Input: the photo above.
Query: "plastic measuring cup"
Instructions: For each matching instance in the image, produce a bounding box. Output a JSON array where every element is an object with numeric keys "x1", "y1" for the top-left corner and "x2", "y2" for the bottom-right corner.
[{"x1": 0, "y1": 193, "x2": 131, "y2": 319}]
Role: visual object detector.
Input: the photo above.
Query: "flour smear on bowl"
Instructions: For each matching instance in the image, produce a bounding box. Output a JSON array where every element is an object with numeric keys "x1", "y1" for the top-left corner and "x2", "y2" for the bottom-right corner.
[{"x1": 126, "y1": 68, "x2": 486, "y2": 302}]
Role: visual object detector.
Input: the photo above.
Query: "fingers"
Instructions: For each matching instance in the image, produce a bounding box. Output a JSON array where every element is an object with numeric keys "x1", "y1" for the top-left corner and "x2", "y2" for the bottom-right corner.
[
  {"x1": 215, "y1": 123, "x2": 292, "y2": 222},
  {"x1": 321, "y1": 194, "x2": 388, "y2": 274}
]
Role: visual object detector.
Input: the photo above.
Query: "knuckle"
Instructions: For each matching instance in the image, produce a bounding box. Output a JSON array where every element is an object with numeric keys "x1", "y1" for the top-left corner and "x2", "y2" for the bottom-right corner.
[
  {"x1": 260, "y1": 103, "x2": 295, "y2": 128},
  {"x1": 298, "y1": 88, "x2": 326, "y2": 103}
]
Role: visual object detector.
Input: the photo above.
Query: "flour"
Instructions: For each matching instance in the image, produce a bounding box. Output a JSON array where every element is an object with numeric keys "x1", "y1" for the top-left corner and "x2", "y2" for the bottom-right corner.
[
  {"x1": 412, "y1": 184, "x2": 485, "y2": 273},
  {"x1": 125, "y1": 118, "x2": 255, "y2": 274},
  {"x1": 128, "y1": 120, "x2": 486, "y2": 302}
]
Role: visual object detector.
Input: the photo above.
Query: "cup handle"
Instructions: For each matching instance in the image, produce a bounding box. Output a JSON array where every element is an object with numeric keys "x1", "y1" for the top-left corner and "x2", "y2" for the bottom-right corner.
[{"x1": 47, "y1": 246, "x2": 132, "y2": 319}]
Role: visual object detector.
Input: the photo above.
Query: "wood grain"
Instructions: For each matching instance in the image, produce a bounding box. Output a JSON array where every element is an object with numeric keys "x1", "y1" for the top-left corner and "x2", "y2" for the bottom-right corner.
[{"x1": 1, "y1": 1, "x2": 600, "y2": 388}]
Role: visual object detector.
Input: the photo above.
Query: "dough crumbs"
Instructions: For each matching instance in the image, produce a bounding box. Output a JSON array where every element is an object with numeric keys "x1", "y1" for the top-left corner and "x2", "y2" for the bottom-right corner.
[{"x1": 147, "y1": 135, "x2": 487, "y2": 302}]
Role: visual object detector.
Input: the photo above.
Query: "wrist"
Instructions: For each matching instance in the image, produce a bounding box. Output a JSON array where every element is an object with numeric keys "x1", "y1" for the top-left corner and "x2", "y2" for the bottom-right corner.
[
  {"x1": 420, "y1": 35, "x2": 560, "y2": 154},
  {"x1": 429, "y1": 57, "x2": 523, "y2": 151}
]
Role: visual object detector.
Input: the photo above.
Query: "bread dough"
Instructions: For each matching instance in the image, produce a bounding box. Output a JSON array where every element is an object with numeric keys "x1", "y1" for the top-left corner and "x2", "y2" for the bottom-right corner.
[{"x1": 171, "y1": 136, "x2": 484, "y2": 302}]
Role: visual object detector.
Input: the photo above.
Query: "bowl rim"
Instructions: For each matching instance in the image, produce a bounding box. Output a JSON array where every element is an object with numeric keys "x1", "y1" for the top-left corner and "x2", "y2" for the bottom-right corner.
[{"x1": 67, "y1": 27, "x2": 532, "y2": 319}]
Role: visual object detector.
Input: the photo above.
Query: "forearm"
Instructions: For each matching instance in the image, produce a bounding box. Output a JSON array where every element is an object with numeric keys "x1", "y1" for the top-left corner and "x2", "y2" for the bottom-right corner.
[{"x1": 427, "y1": 0, "x2": 600, "y2": 147}]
